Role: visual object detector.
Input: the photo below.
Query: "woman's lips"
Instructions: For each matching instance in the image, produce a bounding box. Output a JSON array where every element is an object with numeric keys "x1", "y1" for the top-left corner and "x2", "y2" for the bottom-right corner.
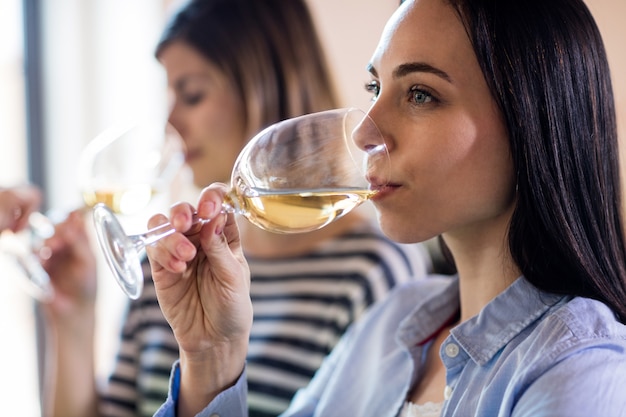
[{"x1": 369, "y1": 182, "x2": 399, "y2": 201}]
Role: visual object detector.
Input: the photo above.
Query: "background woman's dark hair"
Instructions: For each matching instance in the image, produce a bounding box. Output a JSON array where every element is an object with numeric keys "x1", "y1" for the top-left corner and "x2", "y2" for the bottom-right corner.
[
  {"x1": 446, "y1": 0, "x2": 626, "y2": 322},
  {"x1": 155, "y1": 0, "x2": 339, "y2": 136}
]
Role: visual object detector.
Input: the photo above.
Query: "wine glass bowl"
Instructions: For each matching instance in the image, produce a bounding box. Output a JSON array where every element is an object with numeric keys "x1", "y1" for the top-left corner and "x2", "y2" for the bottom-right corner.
[
  {"x1": 78, "y1": 120, "x2": 184, "y2": 215},
  {"x1": 93, "y1": 108, "x2": 389, "y2": 299},
  {"x1": 228, "y1": 107, "x2": 387, "y2": 232}
]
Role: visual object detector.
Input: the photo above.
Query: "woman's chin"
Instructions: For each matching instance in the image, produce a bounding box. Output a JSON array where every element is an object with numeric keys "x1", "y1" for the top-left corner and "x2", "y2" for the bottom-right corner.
[{"x1": 377, "y1": 214, "x2": 434, "y2": 244}]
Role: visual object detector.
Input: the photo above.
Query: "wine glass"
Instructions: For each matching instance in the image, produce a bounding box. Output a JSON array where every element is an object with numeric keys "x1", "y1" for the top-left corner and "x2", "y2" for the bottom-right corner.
[
  {"x1": 92, "y1": 108, "x2": 389, "y2": 299},
  {"x1": 78, "y1": 119, "x2": 184, "y2": 215}
]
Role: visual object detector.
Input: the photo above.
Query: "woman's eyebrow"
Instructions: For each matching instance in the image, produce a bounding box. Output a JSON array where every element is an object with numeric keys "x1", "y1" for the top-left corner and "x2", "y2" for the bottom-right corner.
[
  {"x1": 366, "y1": 62, "x2": 452, "y2": 83},
  {"x1": 174, "y1": 73, "x2": 211, "y2": 91}
]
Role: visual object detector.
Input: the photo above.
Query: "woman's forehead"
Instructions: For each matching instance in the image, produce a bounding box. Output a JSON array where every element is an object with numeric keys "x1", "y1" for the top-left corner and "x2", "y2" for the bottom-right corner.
[{"x1": 369, "y1": 0, "x2": 470, "y2": 78}]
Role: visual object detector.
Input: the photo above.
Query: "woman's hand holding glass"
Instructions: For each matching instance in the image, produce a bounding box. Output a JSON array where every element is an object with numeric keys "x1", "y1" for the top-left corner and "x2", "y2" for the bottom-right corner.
[
  {"x1": 146, "y1": 185, "x2": 252, "y2": 411},
  {"x1": 135, "y1": 107, "x2": 389, "y2": 412},
  {"x1": 39, "y1": 210, "x2": 98, "y2": 317}
]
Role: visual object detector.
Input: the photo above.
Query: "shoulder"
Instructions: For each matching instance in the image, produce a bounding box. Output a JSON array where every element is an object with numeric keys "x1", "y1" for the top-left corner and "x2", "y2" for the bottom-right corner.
[
  {"x1": 536, "y1": 296, "x2": 626, "y2": 351},
  {"x1": 514, "y1": 296, "x2": 626, "y2": 370},
  {"x1": 532, "y1": 297, "x2": 626, "y2": 370},
  {"x1": 513, "y1": 299, "x2": 626, "y2": 416},
  {"x1": 512, "y1": 297, "x2": 626, "y2": 415}
]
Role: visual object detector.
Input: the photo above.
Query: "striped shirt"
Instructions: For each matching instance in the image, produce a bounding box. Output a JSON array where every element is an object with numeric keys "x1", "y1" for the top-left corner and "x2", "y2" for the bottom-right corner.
[{"x1": 99, "y1": 219, "x2": 431, "y2": 417}]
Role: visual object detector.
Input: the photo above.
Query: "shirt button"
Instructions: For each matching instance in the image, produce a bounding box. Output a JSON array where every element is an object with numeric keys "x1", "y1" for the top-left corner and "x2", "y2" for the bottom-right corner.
[
  {"x1": 444, "y1": 385, "x2": 453, "y2": 400},
  {"x1": 444, "y1": 343, "x2": 459, "y2": 358},
  {"x1": 209, "y1": 414, "x2": 220, "y2": 417}
]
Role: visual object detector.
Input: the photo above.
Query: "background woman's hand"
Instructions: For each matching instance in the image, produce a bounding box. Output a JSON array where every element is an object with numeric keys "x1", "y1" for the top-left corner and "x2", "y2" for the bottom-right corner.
[
  {"x1": 40, "y1": 210, "x2": 98, "y2": 317},
  {"x1": 0, "y1": 185, "x2": 42, "y2": 233}
]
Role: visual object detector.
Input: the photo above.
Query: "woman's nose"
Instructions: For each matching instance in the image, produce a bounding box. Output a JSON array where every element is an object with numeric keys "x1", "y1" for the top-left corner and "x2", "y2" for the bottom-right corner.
[
  {"x1": 351, "y1": 111, "x2": 379, "y2": 150},
  {"x1": 167, "y1": 108, "x2": 185, "y2": 141},
  {"x1": 351, "y1": 108, "x2": 390, "y2": 186}
]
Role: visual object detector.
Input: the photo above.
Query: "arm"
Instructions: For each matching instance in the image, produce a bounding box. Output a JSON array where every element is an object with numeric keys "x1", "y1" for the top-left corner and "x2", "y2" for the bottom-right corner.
[
  {"x1": 512, "y1": 346, "x2": 626, "y2": 417},
  {"x1": 39, "y1": 210, "x2": 99, "y2": 417},
  {"x1": 146, "y1": 183, "x2": 252, "y2": 417},
  {"x1": 155, "y1": 361, "x2": 249, "y2": 417}
]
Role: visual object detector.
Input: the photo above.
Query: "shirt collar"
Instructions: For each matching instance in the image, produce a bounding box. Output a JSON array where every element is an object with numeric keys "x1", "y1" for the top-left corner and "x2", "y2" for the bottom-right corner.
[
  {"x1": 396, "y1": 276, "x2": 460, "y2": 348},
  {"x1": 451, "y1": 276, "x2": 567, "y2": 365}
]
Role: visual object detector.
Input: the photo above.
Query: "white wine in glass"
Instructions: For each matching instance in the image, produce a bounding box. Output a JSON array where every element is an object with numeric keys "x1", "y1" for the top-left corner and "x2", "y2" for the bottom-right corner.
[
  {"x1": 229, "y1": 188, "x2": 377, "y2": 234},
  {"x1": 93, "y1": 108, "x2": 389, "y2": 299}
]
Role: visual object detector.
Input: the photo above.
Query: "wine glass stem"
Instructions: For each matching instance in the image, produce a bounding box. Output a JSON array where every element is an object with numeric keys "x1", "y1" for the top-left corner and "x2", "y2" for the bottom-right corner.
[
  {"x1": 137, "y1": 222, "x2": 178, "y2": 247},
  {"x1": 134, "y1": 199, "x2": 239, "y2": 248},
  {"x1": 135, "y1": 213, "x2": 216, "y2": 247}
]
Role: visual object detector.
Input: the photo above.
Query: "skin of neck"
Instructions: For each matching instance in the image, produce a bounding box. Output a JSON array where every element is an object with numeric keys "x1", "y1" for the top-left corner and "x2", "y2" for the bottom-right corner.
[{"x1": 442, "y1": 203, "x2": 521, "y2": 322}]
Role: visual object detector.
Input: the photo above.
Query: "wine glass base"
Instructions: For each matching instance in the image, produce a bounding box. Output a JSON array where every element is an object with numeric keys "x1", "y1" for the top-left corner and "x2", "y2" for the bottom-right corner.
[
  {"x1": 0, "y1": 217, "x2": 55, "y2": 302},
  {"x1": 0, "y1": 245, "x2": 54, "y2": 301},
  {"x1": 92, "y1": 204, "x2": 144, "y2": 299}
]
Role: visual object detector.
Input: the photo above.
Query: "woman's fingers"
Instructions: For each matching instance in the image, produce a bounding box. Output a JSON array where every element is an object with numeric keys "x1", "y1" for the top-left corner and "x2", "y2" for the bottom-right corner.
[
  {"x1": 0, "y1": 185, "x2": 42, "y2": 232},
  {"x1": 146, "y1": 211, "x2": 193, "y2": 274},
  {"x1": 146, "y1": 184, "x2": 235, "y2": 276}
]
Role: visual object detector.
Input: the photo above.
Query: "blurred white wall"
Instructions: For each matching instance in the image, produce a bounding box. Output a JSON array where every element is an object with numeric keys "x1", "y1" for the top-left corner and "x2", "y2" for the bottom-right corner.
[
  {"x1": 0, "y1": 1, "x2": 41, "y2": 415},
  {"x1": 41, "y1": 0, "x2": 169, "y2": 213},
  {"x1": 307, "y1": 0, "x2": 399, "y2": 110},
  {"x1": 0, "y1": 0, "x2": 28, "y2": 185}
]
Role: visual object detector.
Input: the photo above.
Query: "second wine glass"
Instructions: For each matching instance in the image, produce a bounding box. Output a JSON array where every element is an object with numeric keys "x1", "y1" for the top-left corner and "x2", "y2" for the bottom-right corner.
[
  {"x1": 79, "y1": 120, "x2": 184, "y2": 215},
  {"x1": 93, "y1": 108, "x2": 389, "y2": 299}
]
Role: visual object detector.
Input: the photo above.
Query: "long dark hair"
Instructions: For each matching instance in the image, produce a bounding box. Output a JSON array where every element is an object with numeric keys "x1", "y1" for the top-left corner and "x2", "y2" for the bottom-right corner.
[
  {"x1": 446, "y1": 0, "x2": 626, "y2": 322},
  {"x1": 155, "y1": 0, "x2": 339, "y2": 136}
]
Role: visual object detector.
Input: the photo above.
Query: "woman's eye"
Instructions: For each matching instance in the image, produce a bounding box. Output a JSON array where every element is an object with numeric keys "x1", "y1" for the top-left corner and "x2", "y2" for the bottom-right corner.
[
  {"x1": 364, "y1": 80, "x2": 380, "y2": 100},
  {"x1": 182, "y1": 92, "x2": 204, "y2": 106},
  {"x1": 409, "y1": 86, "x2": 434, "y2": 105}
]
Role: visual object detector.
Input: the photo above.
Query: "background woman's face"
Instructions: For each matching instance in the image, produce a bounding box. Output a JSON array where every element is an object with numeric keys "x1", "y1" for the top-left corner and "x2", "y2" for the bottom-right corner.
[
  {"x1": 366, "y1": 0, "x2": 515, "y2": 244},
  {"x1": 159, "y1": 41, "x2": 247, "y2": 188}
]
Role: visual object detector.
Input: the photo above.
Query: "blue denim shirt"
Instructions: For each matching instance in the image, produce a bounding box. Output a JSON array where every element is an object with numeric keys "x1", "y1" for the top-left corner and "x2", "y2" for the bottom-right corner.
[{"x1": 155, "y1": 276, "x2": 626, "y2": 417}]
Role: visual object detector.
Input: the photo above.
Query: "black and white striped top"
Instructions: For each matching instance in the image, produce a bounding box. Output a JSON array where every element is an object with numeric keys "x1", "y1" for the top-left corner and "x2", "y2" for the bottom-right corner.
[{"x1": 99, "y1": 220, "x2": 431, "y2": 417}]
